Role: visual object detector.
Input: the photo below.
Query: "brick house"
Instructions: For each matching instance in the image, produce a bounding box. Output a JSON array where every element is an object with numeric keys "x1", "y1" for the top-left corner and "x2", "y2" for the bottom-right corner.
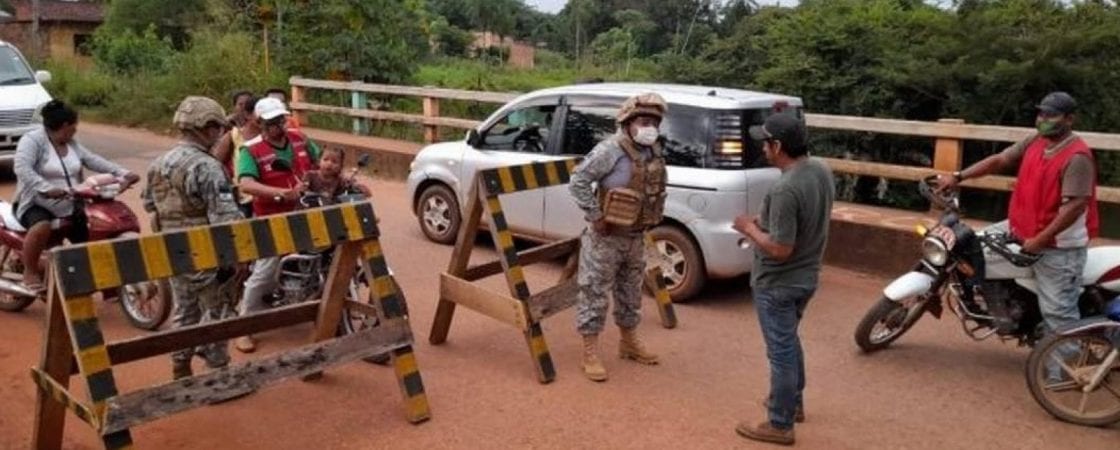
[{"x1": 0, "y1": 0, "x2": 103, "y2": 64}]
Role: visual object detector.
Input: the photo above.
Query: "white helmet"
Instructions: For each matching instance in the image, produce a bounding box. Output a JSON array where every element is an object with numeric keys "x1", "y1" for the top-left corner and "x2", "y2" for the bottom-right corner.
[{"x1": 255, "y1": 97, "x2": 290, "y2": 121}]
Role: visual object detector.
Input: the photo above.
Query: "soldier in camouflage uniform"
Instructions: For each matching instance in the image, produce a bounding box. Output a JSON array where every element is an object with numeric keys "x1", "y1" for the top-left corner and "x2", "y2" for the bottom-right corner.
[
  {"x1": 143, "y1": 96, "x2": 244, "y2": 379},
  {"x1": 569, "y1": 93, "x2": 669, "y2": 382}
]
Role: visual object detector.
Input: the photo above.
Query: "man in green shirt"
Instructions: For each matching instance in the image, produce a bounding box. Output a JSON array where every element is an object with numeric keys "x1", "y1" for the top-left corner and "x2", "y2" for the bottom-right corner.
[{"x1": 233, "y1": 97, "x2": 321, "y2": 353}]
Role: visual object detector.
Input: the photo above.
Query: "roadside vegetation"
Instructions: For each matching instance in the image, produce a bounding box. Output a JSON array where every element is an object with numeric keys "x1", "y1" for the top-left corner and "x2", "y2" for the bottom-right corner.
[{"x1": 31, "y1": 0, "x2": 1120, "y2": 223}]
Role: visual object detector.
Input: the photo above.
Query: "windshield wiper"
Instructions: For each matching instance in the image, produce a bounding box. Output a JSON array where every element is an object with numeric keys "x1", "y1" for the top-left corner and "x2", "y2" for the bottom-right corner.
[{"x1": 0, "y1": 77, "x2": 34, "y2": 85}]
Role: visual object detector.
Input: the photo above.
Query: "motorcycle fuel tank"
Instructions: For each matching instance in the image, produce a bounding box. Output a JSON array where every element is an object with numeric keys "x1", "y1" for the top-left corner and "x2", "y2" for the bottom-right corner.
[
  {"x1": 983, "y1": 245, "x2": 1034, "y2": 280},
  {"x1": 86, "y1": 200, "x2": 141, "y2": 241}
]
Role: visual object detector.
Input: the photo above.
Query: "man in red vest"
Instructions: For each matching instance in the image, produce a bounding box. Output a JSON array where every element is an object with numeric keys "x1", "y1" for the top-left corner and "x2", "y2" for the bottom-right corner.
[
  {"x1": 233, "y1": 97, "x2": 322, "y2": 353},
  {"x1": 939, "y1": 92, "x2": 1098, "y2": 333}
]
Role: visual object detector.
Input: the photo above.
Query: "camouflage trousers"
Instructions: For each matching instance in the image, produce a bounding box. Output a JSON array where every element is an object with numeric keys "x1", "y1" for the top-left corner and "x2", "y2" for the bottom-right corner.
[
  {"x1": 169, "y1": 269, "x2": 238, "y2": 366},
  {"x1": 576, "y1": 229, "x2": 645, "y2": 336}
]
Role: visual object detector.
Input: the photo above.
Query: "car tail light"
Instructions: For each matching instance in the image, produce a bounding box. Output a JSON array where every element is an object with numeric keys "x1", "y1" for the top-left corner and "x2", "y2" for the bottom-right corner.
[{"x1": 712, "y1": 113, "x2": 743, "y2": 168}]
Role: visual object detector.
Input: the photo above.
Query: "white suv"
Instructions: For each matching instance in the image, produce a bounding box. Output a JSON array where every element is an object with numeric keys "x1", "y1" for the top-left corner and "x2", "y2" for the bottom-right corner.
[
  {"x1": 0, "y1": 40, "x2": 53, "y2": 164},
  {"x1": 407, "y1": 83, "x2": 804, "y2": 301}
]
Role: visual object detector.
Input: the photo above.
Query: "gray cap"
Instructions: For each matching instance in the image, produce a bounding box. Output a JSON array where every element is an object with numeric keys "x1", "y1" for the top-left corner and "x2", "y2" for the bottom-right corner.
[
  {"x1": 1037, "y1": 91, "x2": 1077, "y2": 116},
  {"x1": 749, "y1": 112, "x2": 807, "y2": 149}
]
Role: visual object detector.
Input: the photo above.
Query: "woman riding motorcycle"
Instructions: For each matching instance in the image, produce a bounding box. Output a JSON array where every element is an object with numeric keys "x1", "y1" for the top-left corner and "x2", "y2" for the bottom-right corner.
[{"x1": 12, "y1": 100, "x2": 139, "y2": 293}]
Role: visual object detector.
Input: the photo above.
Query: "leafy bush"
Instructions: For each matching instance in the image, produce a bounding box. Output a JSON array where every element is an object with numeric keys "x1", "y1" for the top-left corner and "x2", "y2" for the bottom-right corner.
[
  {"x1": 92, "y1": 25, "x2": 174, "y2": 75},
  {"x1": 42, "y1": 61, "x2": 115, "y2": 107}
]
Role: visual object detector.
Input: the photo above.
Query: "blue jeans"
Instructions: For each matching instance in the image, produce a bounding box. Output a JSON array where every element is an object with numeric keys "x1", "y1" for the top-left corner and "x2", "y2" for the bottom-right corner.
[
  {"x1": 1034, "y1": 247, "x2": 1087, "y2": 382},
  {"x1": 1034, "y1": 247, "x2": 1087, "y2": 332},
  {"x1": 754, "y1": 285, "x2": 816, "y2": 430}
]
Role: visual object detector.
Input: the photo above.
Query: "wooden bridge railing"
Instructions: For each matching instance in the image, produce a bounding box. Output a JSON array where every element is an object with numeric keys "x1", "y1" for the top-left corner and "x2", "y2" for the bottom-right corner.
[{"x1": 289, "y1": 76, "x2": 1120, "y2": 204}]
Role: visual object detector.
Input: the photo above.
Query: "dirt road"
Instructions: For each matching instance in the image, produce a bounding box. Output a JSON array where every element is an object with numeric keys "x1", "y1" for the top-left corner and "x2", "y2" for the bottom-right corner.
[{"x1": 0, "y1": 123, "x2": 1114, "y2": 449}]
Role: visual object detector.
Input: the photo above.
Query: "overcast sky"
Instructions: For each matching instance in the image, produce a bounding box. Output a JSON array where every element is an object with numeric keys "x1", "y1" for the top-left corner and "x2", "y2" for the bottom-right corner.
[{"x1": 525, "y1": 0, "x2": 800, "y2": 14}]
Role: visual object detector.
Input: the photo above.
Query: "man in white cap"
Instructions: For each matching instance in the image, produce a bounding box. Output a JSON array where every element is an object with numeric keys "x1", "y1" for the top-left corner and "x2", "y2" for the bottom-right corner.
[{"x1": 232, "y1": 96, "x2": 322, "y2": 353}]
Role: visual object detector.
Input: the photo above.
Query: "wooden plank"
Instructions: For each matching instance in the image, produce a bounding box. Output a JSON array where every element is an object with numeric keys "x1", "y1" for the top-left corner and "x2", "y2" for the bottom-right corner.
[
  {"x1": 807, "y1": 113, "x2": 1120, "y2": 151},
  {"x1": 291, "y1": 85, "x2": 309, "y2": 126},
  {"x1": 643, "y1": 234, "x2": 678, "y2": 329},
  {"x1": 429, "y1": 178, "x2": 485, "y2": 344},
  {"x1": 32, "y1": 273, "x2": 76, "y2": 450},
  {"x1": 932, "y1": 119, "x2": 964, "y2": 172},
  {"x1": 30, "y1": 368, "x2": 98, "y2": 429},
  {"x1": 101, "y1": 319, "x2": 414, "y2": 435},
  {"x1": 820, "y1": 157, "x2": 1120, "y2": 204},
  {"x1": 439, "y1": 273, "x2": 528, "y2": 329},
  {"x1": 527, "y1": 277, "x2": 579, "y2": 322},
  {"x1": 422, "y1": 96, "x2": 441, "y2": 143},
  {"x1": 344, "y1": 299, "x2": 382, "y2": 318},
  {"x1": 289, "y1": 78, "x2": 1120, "y2": 150},
  {"x1": 309, "y1": 244, "x2": 360, "y2": 343},
  {"x1": 559, "y1": 242, "x2": 580, "y2": 282},
  {"x1": 292, "y1": 102, "x2": 481, "y2": 130},
  {"x1": 289, "y1": 77, "x2": 519, "y2": 104},
  {"x1": 462, "y1": 238, "x2": 580, "y2": 282},
  {"x1": 80, "y1": 303, "x2": 319, "y2": 372}
]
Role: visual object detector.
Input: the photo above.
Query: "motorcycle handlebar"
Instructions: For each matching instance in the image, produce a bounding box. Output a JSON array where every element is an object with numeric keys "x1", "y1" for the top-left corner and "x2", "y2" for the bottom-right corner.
[{"x1": 981, "y1": 232, "x2": 1041, "y2": 267}]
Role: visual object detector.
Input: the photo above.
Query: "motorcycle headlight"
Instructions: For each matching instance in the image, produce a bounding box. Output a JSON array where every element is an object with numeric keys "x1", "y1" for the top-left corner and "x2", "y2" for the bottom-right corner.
[{"x1": 921, "y1": 236, "x2": 950, "y2": 267}]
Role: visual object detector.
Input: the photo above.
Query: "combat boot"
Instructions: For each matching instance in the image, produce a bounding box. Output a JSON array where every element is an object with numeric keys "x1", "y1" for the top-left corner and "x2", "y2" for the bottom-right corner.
[
  {"x1": 581, "y1": 334, "x2": 608, "y2": 382},
  {"x1": 619, "y1": 327, "x2": 659, "y2": 365},
  {"x1": 172, "y1": 360, "x2": 192, "y2": 380}
]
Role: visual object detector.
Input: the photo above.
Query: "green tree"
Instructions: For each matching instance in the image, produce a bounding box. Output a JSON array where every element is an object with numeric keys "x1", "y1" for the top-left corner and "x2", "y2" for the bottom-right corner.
[
  {"x1": 100, "y1": 0, "x2": 212, "y2": 48},
  {"x1": 278, "y1": 0, "x2": 428, "y2": 82},
  {"x1": 431, "y1": 16, "x2": 475, "y2": 57},
  {"x1": 92, "y1": 25, "x2": 176, "y2": 75}
]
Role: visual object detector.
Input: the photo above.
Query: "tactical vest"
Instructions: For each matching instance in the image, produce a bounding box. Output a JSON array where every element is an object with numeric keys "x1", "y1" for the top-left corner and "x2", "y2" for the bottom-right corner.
[
  {"x1": 148, "y1": 146, "x2": 213, "y2": 231},
  {"x1": 600, "y1": 135, "x2": 667, "y2": 231}
]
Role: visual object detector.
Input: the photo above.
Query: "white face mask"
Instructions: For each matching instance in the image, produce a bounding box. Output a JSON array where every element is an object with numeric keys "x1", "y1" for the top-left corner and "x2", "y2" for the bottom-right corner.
[{"x1": 633, "y1": 126, "x2": 659, "y2": 146}]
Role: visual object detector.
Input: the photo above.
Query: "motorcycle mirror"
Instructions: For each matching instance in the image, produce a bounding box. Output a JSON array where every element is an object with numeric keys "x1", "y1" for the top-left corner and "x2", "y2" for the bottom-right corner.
[{"x1": 356, "y1": 153, "x2": 372, "y2": 168}]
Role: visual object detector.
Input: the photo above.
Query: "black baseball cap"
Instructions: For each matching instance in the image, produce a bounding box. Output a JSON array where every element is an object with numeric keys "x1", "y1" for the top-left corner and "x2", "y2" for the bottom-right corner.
[
  {"x1": 1037, "y1": 91, "x2": 1077, "y2": 116},
  {"x1": 749, "y1": 112, "x2": 807, "y2": 149}
]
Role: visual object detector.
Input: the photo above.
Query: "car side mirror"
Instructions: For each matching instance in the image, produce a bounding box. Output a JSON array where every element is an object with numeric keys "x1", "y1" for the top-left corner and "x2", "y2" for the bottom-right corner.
[
  {"x1": 466, "y1": 129, "x2": 480, "y2": 147},
  {"x1": 35, "y1": 70, "x2": 52, "y2": 84}
]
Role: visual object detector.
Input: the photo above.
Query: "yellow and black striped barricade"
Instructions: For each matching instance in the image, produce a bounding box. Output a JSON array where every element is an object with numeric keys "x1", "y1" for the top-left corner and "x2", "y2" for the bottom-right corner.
[
  {"x1": 31, "y1": 202, "x2": 430, "y2": 450},
  {"x1": 428, "y1": 159, "x2": 677, "y2": 383}
]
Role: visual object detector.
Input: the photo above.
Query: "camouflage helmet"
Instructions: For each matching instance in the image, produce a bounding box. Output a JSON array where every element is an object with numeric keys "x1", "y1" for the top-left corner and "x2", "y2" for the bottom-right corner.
[
  {"x1": 617, "y1": 92, "x2": 667, "y2": 124},
  {"x1": 173, "y1": 96, "x2": 227, "y2": 130}
]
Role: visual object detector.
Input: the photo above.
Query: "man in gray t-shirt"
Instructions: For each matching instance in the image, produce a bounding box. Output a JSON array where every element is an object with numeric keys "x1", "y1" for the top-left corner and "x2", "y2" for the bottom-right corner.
[{"x1": 732, "y1": 112, "x2": 834, "y2": 446}]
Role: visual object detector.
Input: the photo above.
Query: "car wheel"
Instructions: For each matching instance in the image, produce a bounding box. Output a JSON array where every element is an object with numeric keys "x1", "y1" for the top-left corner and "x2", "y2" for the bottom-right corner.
[
  {"x1": 647, "y1": 225, "x2": 706, "y2": 302},
  {"x1": 417, "y1": 184, "x2": 461, "y2": 245}
]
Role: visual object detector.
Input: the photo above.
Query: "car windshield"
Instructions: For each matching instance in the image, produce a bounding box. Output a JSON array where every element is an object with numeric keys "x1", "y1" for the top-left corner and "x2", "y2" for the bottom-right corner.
[{"x1": 0, "y1": 47, "x2": 36, "y2": 86}]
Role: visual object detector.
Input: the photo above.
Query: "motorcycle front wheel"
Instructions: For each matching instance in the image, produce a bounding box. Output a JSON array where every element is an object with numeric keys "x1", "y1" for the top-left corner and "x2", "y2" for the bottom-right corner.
[
  {"x1": 1025, "y1": 331, "x2": 1120, "y2": 427},
  {"x1": 118, "y1": 279, "x2": 172, "y2": 331},
  {"x1": 855, "y1": 296, "x2": 928, "y2": 353},
  {"x1": 337, "y1": 271, "x2": 394, "y2": 365},
  {"x1": 0, "y1": 246, "x2": 36, "y2": 312}
]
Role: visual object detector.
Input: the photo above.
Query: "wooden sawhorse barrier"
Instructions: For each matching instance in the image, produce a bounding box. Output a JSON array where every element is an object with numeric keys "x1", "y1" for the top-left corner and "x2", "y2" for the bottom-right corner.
[
  {"x1": 31, "y1": 202, "x2": 429, "y2": 449},
  {"x1": 428, "y1": 159, "x2": 678, "y2": 383}
]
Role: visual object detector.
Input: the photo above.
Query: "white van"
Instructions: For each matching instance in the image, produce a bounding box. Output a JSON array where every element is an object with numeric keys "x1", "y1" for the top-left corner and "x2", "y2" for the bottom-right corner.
[{"x1": 0, "y1": 40, "x2": 53, "y2": 163}]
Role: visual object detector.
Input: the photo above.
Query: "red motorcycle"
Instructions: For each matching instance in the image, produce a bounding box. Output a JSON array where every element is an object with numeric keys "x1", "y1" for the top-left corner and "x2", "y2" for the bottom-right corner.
[{"x1": 0, "y1": 174, "x2": 171, "y2": 330}]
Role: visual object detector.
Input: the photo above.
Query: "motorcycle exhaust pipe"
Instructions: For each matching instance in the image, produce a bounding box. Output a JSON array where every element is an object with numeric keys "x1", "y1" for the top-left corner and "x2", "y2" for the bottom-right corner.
[{"x1": 0, "y1": 277, "x2": 38, "y2": 298}]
